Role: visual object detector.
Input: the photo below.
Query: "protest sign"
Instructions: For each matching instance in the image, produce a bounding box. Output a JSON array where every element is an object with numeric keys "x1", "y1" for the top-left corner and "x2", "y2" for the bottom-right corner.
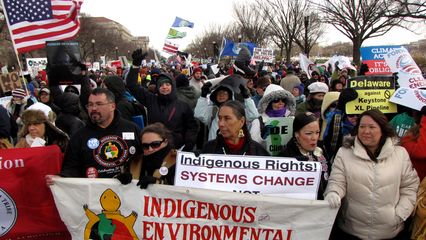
[
  {"x1": 50, "y1": 178, "x2": 338, "y2": 239},
  {"x1": 345, "y1": 75, "x2": 397, "y2": 114},
  {"x1": 265, "y1": 117, "x2": 294, "y2": 156},
  {"x1": 299, "y1": 53, "x2": 319, "y2": 78},
  {"x1": 383, "y1": 47, "x2": 426, "y2": 89},
  {"x1": 252, "y1": 48, "x2": 274, "y2": 63},
  {"x1": 0, "y1": 72, "x2": 22, "y2": 93},
  {"x1": 26, "y1": 58, "x2": 48, "y2": 78},
  {"x1": 360, "y1": 45, "x2": 401, "y2": 75},
  {"x1": 175, "y1": 151, "x2": 321, "y2": 199},
  {"x1": 46, "y1": 41, "x2": 82, "y2": 86},
  {"x1": 0, "y1": 96, "x2": 12, "y2": 108},
  {"x1": 390, "y1": 87, "x2": 426, "y2": 111},
  {"x1": 0, "y1": 146, "x2": 69, "y2": 239}
]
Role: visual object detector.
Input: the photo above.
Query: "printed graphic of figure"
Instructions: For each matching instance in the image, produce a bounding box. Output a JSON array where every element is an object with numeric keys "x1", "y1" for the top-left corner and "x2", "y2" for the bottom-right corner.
[{"x1": 84, "y1": 188, "x2": 138, "y2": 240}]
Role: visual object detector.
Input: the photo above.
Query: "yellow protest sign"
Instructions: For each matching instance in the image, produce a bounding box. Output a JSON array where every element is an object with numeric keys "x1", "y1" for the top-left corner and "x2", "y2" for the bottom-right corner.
[{"x1": 346, "y1": 76, "x2": 397, "y2": 114}]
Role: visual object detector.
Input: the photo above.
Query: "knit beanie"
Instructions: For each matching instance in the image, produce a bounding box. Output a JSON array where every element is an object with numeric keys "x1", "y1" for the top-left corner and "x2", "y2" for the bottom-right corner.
[{"x1": 12, "y1": 88, "x2": 27, "y2": 99}]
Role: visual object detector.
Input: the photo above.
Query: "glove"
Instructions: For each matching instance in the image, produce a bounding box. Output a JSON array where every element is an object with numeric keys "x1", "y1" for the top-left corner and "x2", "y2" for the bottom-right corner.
[
  {"x1": 201, "y1": 82, "x2": 212, "y2": 98},
  {"x1": 421, "y1": 105, "x2": 426, "y2": 115},
  {"x1": 131, "y1": 49, "x2": 147, "y2": 66},
  {"x1": 261, "y1": 125, "x2": 274, "y2": 139},
  {"x1": 325, "y1": 192, "x2": 341, "y2": 208},
  {"x1": 115, "y1": 172, "x2": 133, "y2": 185},
  {"x1": 239, "y1": 84, "x2": 250, "y2": 99},
  {"x1": 137, "y1": 175, "x2": 157, "y2": 189}
]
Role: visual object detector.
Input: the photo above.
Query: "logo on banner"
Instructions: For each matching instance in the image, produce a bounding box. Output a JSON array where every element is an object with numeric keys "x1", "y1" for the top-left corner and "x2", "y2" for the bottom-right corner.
[
  {"x1": 396, "y1": 55, "x2": 422, "y2": 74},
  {"x1": 0, "y1": 189, "x2": 17, "y2": 237},
  {"x1": 93, "y1": 136, "x2": 128, "y2": 167},
  {"x1": 84, "y1": 189, "x2": 137, "y2": 239},
  {"x1": 414, "y1": 90, "x2": 426, "y2": 104}
]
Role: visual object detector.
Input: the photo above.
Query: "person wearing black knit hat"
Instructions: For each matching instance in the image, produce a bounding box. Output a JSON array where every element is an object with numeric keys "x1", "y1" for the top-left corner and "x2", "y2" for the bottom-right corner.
[{"x1": 278, "y1": 112, "x2": 329, "y2": 200}]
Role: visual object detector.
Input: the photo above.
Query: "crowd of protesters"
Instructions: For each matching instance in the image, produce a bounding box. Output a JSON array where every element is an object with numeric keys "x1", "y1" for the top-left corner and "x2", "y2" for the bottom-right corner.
[{"x1": 0, "y1": 47, "x2": 425, "y2": 239}]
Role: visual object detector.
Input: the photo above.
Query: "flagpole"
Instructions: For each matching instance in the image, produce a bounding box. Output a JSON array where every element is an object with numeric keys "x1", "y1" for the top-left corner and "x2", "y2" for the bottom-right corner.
[
  {"x1": 218, "y1": 37, "x2": 225, "y2": 60},
  {"x1": 0, "y1": 0, "x2": 29, "y2": 93}
]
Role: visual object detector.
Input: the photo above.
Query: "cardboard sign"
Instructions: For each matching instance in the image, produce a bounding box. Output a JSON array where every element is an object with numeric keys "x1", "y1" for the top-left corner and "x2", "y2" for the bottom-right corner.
[
  {"x1": 265, "y1": 117, "x2": 294, "y2": 156},
  {"x1": 252, "y1": 47, "x2": 274, "y2": 63},
  {"x1": 51, "y1": 178, "x2": 338, "y2": 239},
  {"x1": 345, "y1": 76, "x2": 397, "y2": 114},
  {"x1": 175, "y1": 151, "x2": 321, "y2": 199},
  {"x1": 360, "y1": 45, "x2": 401, "y2": 75},
  {"x1": 390, "y1": 87, "x2": 426, "y2": 111},
  {"x1": 0, "y1": 72, "x2": 23, "y2": 93}
]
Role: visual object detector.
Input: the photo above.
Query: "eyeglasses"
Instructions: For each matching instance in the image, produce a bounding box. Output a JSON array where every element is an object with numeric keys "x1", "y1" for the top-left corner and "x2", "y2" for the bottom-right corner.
[
  {"x1": 85, "y1": 102, "x2": 112, "y2": 109},
  {"x1": 141, "y1": 140, "x2": 165, "y2": 150},
  {"x1": 272, "y1": 98, "x2": 286, "y2": 103}
]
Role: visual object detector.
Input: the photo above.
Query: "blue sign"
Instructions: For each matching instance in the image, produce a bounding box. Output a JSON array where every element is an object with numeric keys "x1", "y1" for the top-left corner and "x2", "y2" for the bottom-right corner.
[{"x1": 360, "y1": 45, "x2": 402, "y2": 60}]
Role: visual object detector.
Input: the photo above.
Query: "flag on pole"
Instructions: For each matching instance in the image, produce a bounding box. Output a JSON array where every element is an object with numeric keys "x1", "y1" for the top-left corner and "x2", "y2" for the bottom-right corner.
[
  {"x1": 171, "y1": 16, "x2": 194, "y2": 28},
  {"x1": 2, "y1": 0, "x2": 83, "y2": 53},
  {"x1": 162, "y1": 40, "x2": 179, "y2": 54},
  {"x1": 220, "y1": 38, "x2": 257, "y2": 57},
  {"x1": 167, "y1": 28, "x2": 187, "y2": 39}
]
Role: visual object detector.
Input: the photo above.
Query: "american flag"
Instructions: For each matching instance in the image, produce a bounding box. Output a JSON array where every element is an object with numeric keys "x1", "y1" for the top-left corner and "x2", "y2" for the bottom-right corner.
[{"x1": 3, "y1": 0, "x2": 83, "y2": 53}]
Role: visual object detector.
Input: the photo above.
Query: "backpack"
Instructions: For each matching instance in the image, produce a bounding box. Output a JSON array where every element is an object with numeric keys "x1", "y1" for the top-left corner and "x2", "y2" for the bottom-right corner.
[{"x1": 411, "y1": 177, "x2": 426, "y2": 240}]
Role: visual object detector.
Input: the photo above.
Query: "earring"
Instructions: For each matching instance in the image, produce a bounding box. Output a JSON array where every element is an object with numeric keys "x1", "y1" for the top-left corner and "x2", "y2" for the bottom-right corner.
[{"x1": 238, "y1": 129, "x2": 245, "y2": 138}]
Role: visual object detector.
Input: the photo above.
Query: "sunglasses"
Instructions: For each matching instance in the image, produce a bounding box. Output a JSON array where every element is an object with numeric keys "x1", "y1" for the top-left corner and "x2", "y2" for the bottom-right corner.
[
  {"x1": 272, "y1": 98, "x2": 286, "y2": 103},
  {"x1": 141, "y1": 139, "x2": 165, "y2": 150}
]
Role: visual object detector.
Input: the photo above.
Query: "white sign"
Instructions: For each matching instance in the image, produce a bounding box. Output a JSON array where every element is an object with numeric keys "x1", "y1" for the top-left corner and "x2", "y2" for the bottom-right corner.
[
  {"x1": 0, "y1": 96, "x2": 12, "y2": 108},
  {"x1": 390, "y1": 87, "x2": 426, "y2": 111},
  {"x1": 175, "y1": 151, "x2": 321, "y2": 199},
  {"x1": 50, "y1": 177, "x2": 338, "y2": 240},
  {"x1": 26, "y1": 58, "x2": 47, "y2": 78},
  {"x1": 252, "y1": 48, "x2": 275, "y2": 63},
  {"x1": 384, "y1": 47, "x2": 426, "y2": 89},
  {"x1": 265, "y1": 117, "x2": 294, "y2": 156}
]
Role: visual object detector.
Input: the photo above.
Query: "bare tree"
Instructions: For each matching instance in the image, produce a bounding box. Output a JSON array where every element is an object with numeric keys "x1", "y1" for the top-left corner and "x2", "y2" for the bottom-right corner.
[
  {"x1": 311, "y1": 0, "x2": 405, "y2": 66},
  {"x1": 385, "y1": 0, "x2": 426, "y2": 20}
]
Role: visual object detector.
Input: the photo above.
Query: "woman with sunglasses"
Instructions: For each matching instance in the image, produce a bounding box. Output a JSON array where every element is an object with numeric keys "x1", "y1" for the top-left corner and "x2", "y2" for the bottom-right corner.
[
  {"x1": 202, "y1": 100, "x2": 269, "y2": 156},
  {"x1": 250, "y1": 84, "x2": 296, "y2": 147}
]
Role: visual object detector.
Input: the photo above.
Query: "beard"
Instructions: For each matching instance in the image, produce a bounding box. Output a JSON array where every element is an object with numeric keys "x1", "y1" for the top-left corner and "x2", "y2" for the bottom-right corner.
[{"x1": 90, "y1": 112, "x2": 103, "y2": 124}]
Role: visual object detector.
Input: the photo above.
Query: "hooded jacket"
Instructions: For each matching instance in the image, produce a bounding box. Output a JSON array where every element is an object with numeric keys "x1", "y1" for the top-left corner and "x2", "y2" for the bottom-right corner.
[
  {"x1": 176, "y1": 85, "x2": 200, "y2": 110},
  {"x1": 194, "y1": 82, "x2": 259, "y2": 141},
  {"x1": 250, "y1": 84, "x2": 296, "y2": 146},
  {"x1": 55, "y1": 92, "x2": 85, "y2": 137},
  {"x1": 126, "y1": 68, "x2": 198, "y2": 150},
  {"x1": 104, "y1": 76, "x2": 135, "y2": 122},
  {"x1": 325, "y1": 136, "x2": 419, "y2": 239}
]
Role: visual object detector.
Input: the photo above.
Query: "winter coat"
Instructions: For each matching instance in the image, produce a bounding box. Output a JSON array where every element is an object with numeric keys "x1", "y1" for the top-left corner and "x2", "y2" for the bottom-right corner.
[
  {"x1": 202, "y1": 132, "x2": 270, "y2": 156},
  {"x1": 104, "y1": 76, "x2": 135, "y2": 122},
  {"x1": 56, "y1": 92, "x2": 85, "y2": 137},
  {"x1": 126, "y1": 68, "x2": 198, "y2": 150},
  {"x1": 325, "y1": 136, "x2": 420, "y2": 239},
  {"x1": 401, "y1": 115, "x2": 426, "y2": 181},
  {"x1": 279, "y1": 73, "x2": 301, "y2": 93},
  {"x1": 194, "y1": 84, "x2": 259, "y2": 141},
  {"x1": 176, "y1": 85, "x2": 200, "y2": 110}
]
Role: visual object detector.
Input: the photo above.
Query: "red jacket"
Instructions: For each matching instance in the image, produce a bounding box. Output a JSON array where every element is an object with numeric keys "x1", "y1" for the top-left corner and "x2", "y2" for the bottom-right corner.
[{"x1": 401, "y1": 115, "x2": 426, "y2": 181}]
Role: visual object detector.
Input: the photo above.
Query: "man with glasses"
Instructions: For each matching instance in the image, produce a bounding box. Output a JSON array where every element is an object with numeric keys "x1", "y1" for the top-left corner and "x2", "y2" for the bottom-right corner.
[{"x1": 60, "y1": 88, "x2": 142, "y2": 178}]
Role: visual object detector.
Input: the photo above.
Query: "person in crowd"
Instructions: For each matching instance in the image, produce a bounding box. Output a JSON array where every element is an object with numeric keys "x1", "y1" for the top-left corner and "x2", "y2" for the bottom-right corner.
[
  {"x1": 330, "y1": 79, "x2": 344, "y2": 92},
  {"x1": 195, "y1": 75, "x2": 259, "y2": 141},
  {"x1": 304, "y1": 71, "x2": 320, "y2": 90},
  {"x1": 0, "y1": 105, "x2": 14, "y2": 148},
  {"x1": 189, "y1": 67, "x2": 205, "y2": 95},
  {"x1": 280, "y1": 65, "x2": 301, "y2": 93},
  {"x1": 278, "y1": 112, "x2": 329, "y2": 199},
  {"x1": 296, "y1": 82, "x2": 329, "y2": 118},
  {"x1": 126, "y1": 49, "x2": 198, "y2": 151},
  {"x1": 252, "y1": 76, "x2": 271, "y2": 107},
  {"x1": 319, "y1": 91, "x2": 340, "y2": 142},
  {"x1": 15, "y1": 103, "x2": 69, "y2": 152},
  {"x1": 175, "y1": 73, "x2": 200, "y2": 110},
  {"x1": 117, "y1": 122, "x2": 176, "y2": 188},
  {"x1": 202, "y1": 100, "x2": 269, "y2": 156},
  {"x1": 60, "y1": 88, "x2": 142, "y2": 178},
  {"x1": 6, "y1": 88, "x2": 35, "y2": 123},
  {"x1": 55, "y1": 92, "x2": 85, "y2": 137},
  {"x1": 250, "y1": 84, "x2": 296, "y2": 146},
  {"x1": 390, "y1": 105, "x2": 416, "y2": 139},
  {"x1": 324, "y1": 109, "x2": 419, "y2": 240},
  {"x1": 401, "y1": 106, "x2": 426, "y2": 181},
  {"x1": 64, "y1": 85, "x2": 80, "y2": 95},
  {"x1": 292, "y1": 83, "x2": 306, "y2": 105},
  {"x1": 103, "y1": 75, "x2": 135, "y2": 122},
  {"x1": 38, "y1": 87, "x2": 61, "y2": 115}
]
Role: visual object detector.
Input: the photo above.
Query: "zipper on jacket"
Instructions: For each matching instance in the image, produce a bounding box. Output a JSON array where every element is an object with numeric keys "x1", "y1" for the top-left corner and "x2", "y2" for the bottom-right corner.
[{"x1": 368, "y1": 162, "x2": 377, "y2": 240}]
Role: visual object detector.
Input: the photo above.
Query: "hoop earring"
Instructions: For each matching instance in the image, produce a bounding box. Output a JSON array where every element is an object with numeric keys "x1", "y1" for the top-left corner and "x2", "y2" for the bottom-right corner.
[{"x1": 238, "y1": 129, "x2": 245, "y2": 138}]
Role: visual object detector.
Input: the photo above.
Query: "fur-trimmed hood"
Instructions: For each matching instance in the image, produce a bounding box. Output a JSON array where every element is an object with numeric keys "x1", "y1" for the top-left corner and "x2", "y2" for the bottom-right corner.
[{"x1": 257, "y1": 84, "x2": 296, "y2": 115}]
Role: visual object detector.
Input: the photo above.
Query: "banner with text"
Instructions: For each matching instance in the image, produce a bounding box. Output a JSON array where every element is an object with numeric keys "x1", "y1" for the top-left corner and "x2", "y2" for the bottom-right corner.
[
  {"x1": 0, "y1": 72, "x2": 23, "y2": 93},
  {"x1": 383, "y1": 47, "x2": 426, "y2": 89},
  {"x1": 345, "y1": 75, "x2": 397, "y2": 114},
  {"x1": 175, "y1": 151, "x2": 321, "y2": 199},
  {"x1": 265, "y1": 117, "x2": 294, "y2": 156},
  {"x1": 252, "y1": 48, "x2": 274, "y2": 63},
  {"x1": 26, "y1": 58, "x2": 48, "y2": 78},
  {"x1": 0, "y1": 146, "x2": 69, "y2": 239},
  {"x1": 50, "y1": 178, "x2": 338, "y2": 239},
  {"x1": 390, "y1": 87, "x2": 426, "y2": 111},
  {"x1": 360, "y1": 45, "x2": 402, "y2": 75}
]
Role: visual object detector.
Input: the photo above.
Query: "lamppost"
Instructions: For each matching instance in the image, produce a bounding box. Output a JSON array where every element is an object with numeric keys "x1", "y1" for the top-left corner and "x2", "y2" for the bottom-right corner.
[
  {"x1": 304, "y1": 15, "x2": 310, "y2": 58},
  {"x1": 212, "y1": 41, "x2": 217, "y2": 63},
  {"x1": 115, "y1": 46, "x2": 118, "y2": 60},
  {"x1": 127, "y1": 50, "x2": 130, "y2": 58},
  {"x1": 91, "y1": 39, "x2": 95, "y2": 64},
  {"x1": 204, "y1": 47, "x2": 207, "y2": 60}
]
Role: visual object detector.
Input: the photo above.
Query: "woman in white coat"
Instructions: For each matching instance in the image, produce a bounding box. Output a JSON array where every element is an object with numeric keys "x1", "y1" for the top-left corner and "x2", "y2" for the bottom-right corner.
[{"x1": 325, "y1": 109, "x2": 419, "y2": 240}]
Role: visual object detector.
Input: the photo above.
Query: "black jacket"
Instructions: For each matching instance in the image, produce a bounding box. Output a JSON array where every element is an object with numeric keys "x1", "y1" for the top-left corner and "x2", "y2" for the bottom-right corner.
[
  {"x1": 126, "y1": 68, "x2": 198, "y2": 150},
  {"x1": 202, "y1": 134, "x2": 270, "y2": 156},
  {"x1": 56, "y1": 92, "x2": 85, "y2": 137},
  {"x1": 61, "y1": 110, "x2": 142, "y2": 178},
  {"x1": 103, "y1": 76, "x2": 135, "y2": 122}
]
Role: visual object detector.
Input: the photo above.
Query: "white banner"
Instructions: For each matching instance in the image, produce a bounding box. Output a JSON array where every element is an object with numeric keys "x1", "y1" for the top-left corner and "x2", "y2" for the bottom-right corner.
[
  {"x1": 265, "y1": 117, "x2": 294, "y2": 156},
  {"x1": 175, "y1": 152, "x2": 321, "y2": 199},
  {"x1": 26, "y1": 58, "x2": 47, "y2": 78},
  {"x1": 50, "y1": 177, "x2": 338, "y2": 240},
  {"x1": 390, "y1": 87, "x2": 426, "y2": 111},
  {"x1": 252, "y1": 48, "x2": 274, "y2": 63},
  {"x1": 298, "y1": 53, "x2": 317, "y2": 78},
  {"x1": 384, "y1": 47, "x2": 426, "y2": 89}
]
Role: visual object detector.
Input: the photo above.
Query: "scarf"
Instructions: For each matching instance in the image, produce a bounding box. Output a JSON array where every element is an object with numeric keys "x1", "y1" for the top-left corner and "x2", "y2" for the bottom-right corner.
[
  {"x1": 224, "y1": 137, "x2": 245, "y2": 154},
  {"x1": 265, "y1": 107, "x2": 287, "y2": 117},
  {"x1": 143, "y1": 144, "x2": 171, "y2": 174}
]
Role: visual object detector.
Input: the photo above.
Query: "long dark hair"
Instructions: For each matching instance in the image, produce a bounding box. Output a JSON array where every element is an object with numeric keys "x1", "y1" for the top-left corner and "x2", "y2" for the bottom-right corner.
[{"x1": 219, "y1": 100, "x2": 250, "y2": 138}]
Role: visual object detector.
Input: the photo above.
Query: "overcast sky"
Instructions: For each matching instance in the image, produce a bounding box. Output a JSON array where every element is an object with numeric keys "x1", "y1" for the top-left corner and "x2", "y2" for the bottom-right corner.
[{"x1": 80, "y1": 0, "x2": 426, "y2": 51}]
